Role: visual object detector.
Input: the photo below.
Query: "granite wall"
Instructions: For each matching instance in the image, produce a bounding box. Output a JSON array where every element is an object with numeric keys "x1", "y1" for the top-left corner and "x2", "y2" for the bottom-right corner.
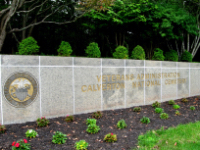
[{"x1": 0, "y1": 55, "x2": 199, "y2": 124}]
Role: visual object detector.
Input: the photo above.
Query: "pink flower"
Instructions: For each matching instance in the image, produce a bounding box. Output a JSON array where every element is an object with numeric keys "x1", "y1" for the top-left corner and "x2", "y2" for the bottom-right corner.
[
  {"x1": 15, "y1": 143, "x2": 20, "y2": 147},
  {"x1": 12, "y1": 141, "x2": 16, "y2": 146},
  {"x1": 23, "y1": 139, "x2": 27, "y2": 143},
  {"x1": 41, "y1": 117, "x2": 43, "y2": 119},
  {"x1": 111, "y1": 133, "x2": 113, "y2": 136},
  {"x1": 67, "y1": 115, "x2": 69, "y2": 117}
]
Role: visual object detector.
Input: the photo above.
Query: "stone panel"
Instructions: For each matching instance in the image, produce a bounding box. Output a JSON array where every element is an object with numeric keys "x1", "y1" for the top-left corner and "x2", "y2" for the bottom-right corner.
[
  {"x1": 40, "y1": 56, "x2": 72, "y2": 66},
  {"x1": 126, "y1": 68, "x2": 144, "y2": 107},
  {"x1": 41, "y1": 67, "x2": 73, "y2": 118},
  {"x1": 2, "y1": 67, "x2": 40, "y2": 124},
  {"x1": 102, "y1": 59, "x2": 124, "y2": 67},
  {"x1": 178, "y1": 62, "x2": 189, "y2": 68},
  {"x1": 1, "y1": 55, "x2": 39, "y2": 66},
  {"x1": 74, "y1": 57, "x2": 101, "y2": 66},
  {"x1": 162, "y1": 61, "x2": 177, "y2": 68},
  {"x1": 190, "y1": 63, "x2": 200, "y2": 68},
  {"x1": 102, "y1": 68, "x2": 124, "y2": 110},
  {"x1": 145, "y1": 60, "x2": 161, "y2": 67},
  {"x1": 126, "y1": 60, "x2": 144, "y2": 67},
  {"x1": 177, "y1": 69, "x2": 189, "y2": 98},
  {"x1": 145, "y1": 68, "x2": 161, "y2": 105},
  {"x1": 190, "y1": 69, "x2": 200, "y2": 96},
  {"x1": 75, "y1": 68, "x2": 101, "y2": 114},
  {"x1": 162, "y1": 69, "x2": 177, "y2": 102}
]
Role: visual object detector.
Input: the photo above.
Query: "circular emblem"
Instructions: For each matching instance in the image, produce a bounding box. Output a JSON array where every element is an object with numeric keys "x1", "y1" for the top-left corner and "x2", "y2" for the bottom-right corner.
[{"x1": 4, "y1": 72, "x2": 38, "y2": 107}]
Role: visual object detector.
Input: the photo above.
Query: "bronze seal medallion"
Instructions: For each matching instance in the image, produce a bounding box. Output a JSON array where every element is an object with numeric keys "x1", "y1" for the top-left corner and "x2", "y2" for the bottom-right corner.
[{"x1": 4, "y1": 72, "x2": 38, "y2": 107}]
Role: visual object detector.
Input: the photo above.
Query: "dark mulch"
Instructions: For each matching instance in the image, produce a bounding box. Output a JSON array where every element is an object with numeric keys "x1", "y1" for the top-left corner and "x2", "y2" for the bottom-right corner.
[{"x1": 1, "y1": 96, "x2": 200, "y2": 150}]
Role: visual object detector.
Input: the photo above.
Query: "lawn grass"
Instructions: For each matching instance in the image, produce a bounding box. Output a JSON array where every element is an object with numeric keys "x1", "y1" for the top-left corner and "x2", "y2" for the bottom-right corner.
[{"x1": 133, "y1": 121, "x2": 200, "y2": 150}]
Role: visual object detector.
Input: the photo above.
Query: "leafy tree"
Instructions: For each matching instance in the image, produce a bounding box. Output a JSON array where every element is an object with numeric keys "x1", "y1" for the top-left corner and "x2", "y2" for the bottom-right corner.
[
  {"x1": 152, "y1": 48, "x2": 165, "y2": 61},
  {"x1": 85, "y1": 42, "x2": 101, "y2": 58},
  {"x1": 0, "y1": 0, "x2": 114, "y2": 51},
  {"x1": 17, "y1": 37, "x2": 39, "y2": 55},
  {"x1": 165, "y1": 49, "x2": 178, "y2": 61},
  {"x1": 131, "y1": 45, "x2": 145, "y2": 60},
  {"x1": 113, "y1": 46, "x2": 128, "y2": 59},
  {"x1": 181, "y1": 50, "x2": 192, "y2": 62},
  {"x1": 57, "y1": 41, "x2": 73, "y2": 56}
]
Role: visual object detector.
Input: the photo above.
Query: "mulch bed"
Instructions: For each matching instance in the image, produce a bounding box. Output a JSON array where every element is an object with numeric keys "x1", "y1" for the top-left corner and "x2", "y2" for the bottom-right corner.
[{"x1": 1, "y1": 96, "x2": 200, "y2": 150}]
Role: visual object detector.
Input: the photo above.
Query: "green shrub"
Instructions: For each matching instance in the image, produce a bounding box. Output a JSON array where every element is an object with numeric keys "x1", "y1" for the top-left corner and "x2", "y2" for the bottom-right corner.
[
  {"x1": 57, "y1": 41, "x2": 72, "y2": 56},
  {"x1": 0, "y1": 124, "x2": 6, "y2": 134},
  {"x1": 175, "y1": 110, "x2": 181, "y2": 115},
  {"x1": 104, "y1": 133, "x2": 117, "y2": 143},
  {"x1": 165, "y1": 50, "x2": 178, "y2": 61},
  {"x1": 168, "y1": 100, "x2": 175, "y2": 105},
  {"x1": 133, "y1": 107, "x2": 142, "y2": 112},
  {"x1": 86, "y1": 118, "x2": 96, "y2": 125},
  {"x1": 113, "y1": 46, "x2": 128, "y2": 59},
  {"x1": 131, "y1": 45, "x2": 145, "y2": 60},
  {"x1": 65, "y1": 115, "x2": 74, "y2": 122},
  {"x1": 152, "y1": 48, "x2": 165, "y2": 61},
  {"x1": 140, "y1": 116, "x2": 150, "y2": 124},
  {"x1": 152, "y1": 101, "x2": 161, "y2": 108},
  {"x1": 85, "y1": 42, "x2": 101, "y2": 58},
  {"x1": 173, "y1": 104, "x2": 180, "y2": 109},
  {"x1": 25, "y1": 129, "x2": 38, "y2": 138},
  {"x1": 155, "y1": 108, "x2": 163, "y2": 114},
  {"x1": 160, "y1": 113, "x2": 169, "y2": 119},
  {"x1": 117, "y1": 119, "x2": 127, "y2": 129},
  {"x1": 181, "y1": 98, "x2": 188, "y2": 103},
  {"x1": 75, "y1": 140, "x2": 89, "y2": 150},
  {"x1": 17, "y1": 37, "x2": 39, "y2": 55},
  {"x1": 86, "y1": 124, "x2": 100, "y2": 134},
  {"x1": 52, "y1": 131, "x2": 67, "y2": 144},
  {"x1": 92, "y1": 111, "x2": 102, "y2": 119},
  {"x1": 36, "y1": 117, "x2": 49, "y2": 127},
  {"x1": 181, "y1": 50, "x2": 192, "y2": 62},
  {"x1": 138, "y1": 130, "x2": 159, "y2": 148},
  {"x1": 190, "y1": 106, "x2": 195, "y2": 111}
]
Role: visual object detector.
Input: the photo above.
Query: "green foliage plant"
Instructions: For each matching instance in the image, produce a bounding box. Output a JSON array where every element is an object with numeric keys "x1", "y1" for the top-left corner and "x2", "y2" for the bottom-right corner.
[
  {"x1": 190, "y1": 106, "x2": 195, "y2": 111},
  {"x1": 86, "y1": 123, "x2": 100, "y2": 134},
  {"x1": 11, "y1": 139, "x2": 30, "y2": 150},
  {"x1": 117, "y1": 119, "x2": 127, "y2": 129},
  {"x1": 175, "y1": 110, "x2": 181, "y2": 115},
  {"x1": 173, "y1": 104, "x2": 180, "y2": 109},
  {"x1": 36, "y1": 117, "x2": 49, "y2": 127},
  {"x1": 113, "y1": 46, "x2": 128, "y2": 59},
  {"x1": 86, "y1": 118, "x2": 96, "y2": 125},
  {"x1": 140, "y1": 116, "x2": 150, "y2": 124},
  {"x1": 133, "y1": 107, "x2": 141, "y2": 112},
  {"x1": 52, "y1": 131, "x2": 67, "y2": 144},
  {"x1": 104, "y1": 133, "x2": 117, "y2": 143},
  {"x1": 57, "y1": 41, "x2": 73, "y2": 56},
  {"x1": 181, "y1": 98, "x2": 188, "y2": 103},
  {"x1": 138, "y1": 130, "x2": 159, "y2": 149},
  {"x1": 17, "y1": 37, "x2": 40, "y2": 55},
  {"x1": 0, "y1": 124, "x2": 6, "y2": 134},
  {"x1": 75, "y1": 140, "x2": 89, "y2": 150},
  {"x1": 181, "y1": 51, "x2": 192, "y2": 62},
  {"x1": 152, "y1": 101, "x2": 161, "y2": 108},
  {"x1": 155, "y1": 108, "x2": 163, "y2": 114},
  {"x1": 168, "y1": 100, "x2": 175, "y2": 105},
  {"x1": 65, "y1": 115, "x2": 74, "y2": 122},
  {"x1": 92, "y1": 111, "x2": 102, "y2": 119},
  {"x1": 165, "y1": 50, "x2": 178, "y2": 61},
  {"x1": 152, "y1": 48, "x2": 165, "y2": 61},
  {"x1": 131, "y1": 45, "x2": 145, "y2": 60},
  {"x1": 85, "y1": 42, "x2": 101, "y2": 58},
  {"x1": 160, "y1": 113, "x2": 169, "y2": 119},
  {"x1": 25, "y1": 129, "x2": 38, "y2": 138}
]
